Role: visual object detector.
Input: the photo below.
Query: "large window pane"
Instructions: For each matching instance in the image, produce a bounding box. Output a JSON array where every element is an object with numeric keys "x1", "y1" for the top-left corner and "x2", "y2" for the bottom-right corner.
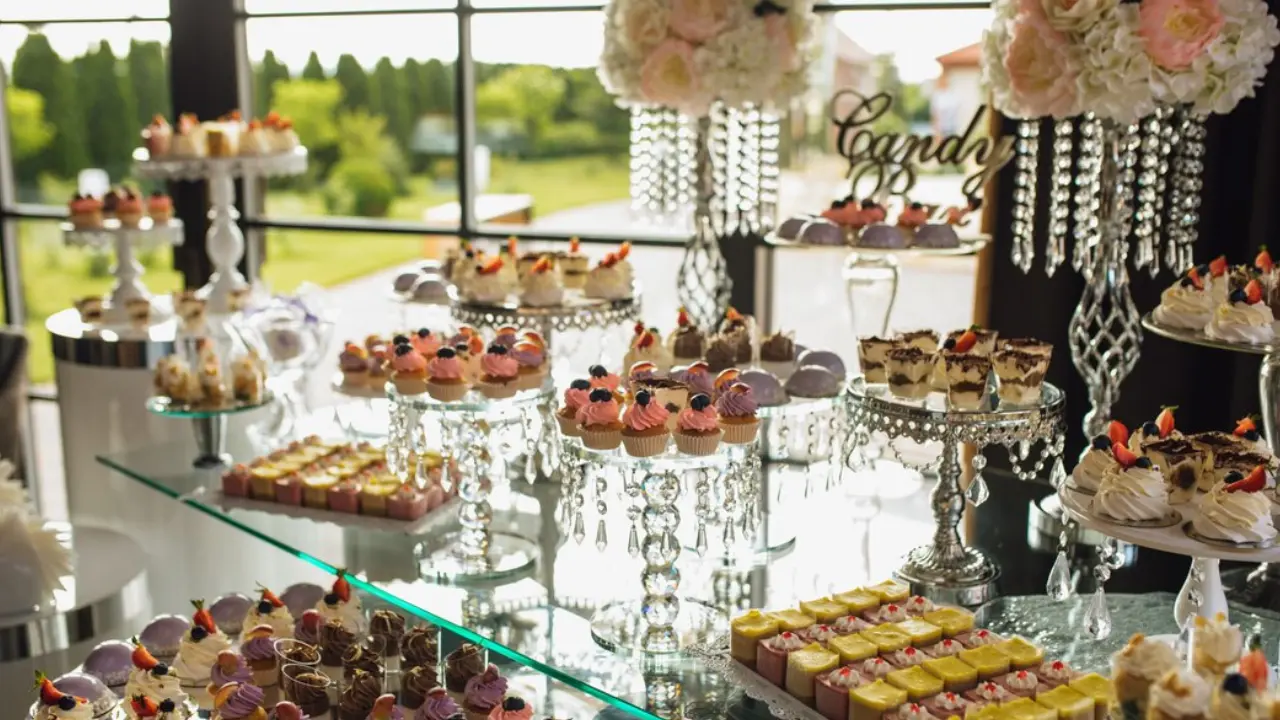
[
  {"x1": 245, "y1": 0, "x2": 454, "y2": 13},
  {"x1": 17, "y1": 219, "x2": 179, "y2": 387},
  {"x1": 0, "y1": 0, "x2": 167, "y2": 21},
  {"x1": 246, "y1": 15, "x2": 460, "y2": 240},
  {"x1": 259, "y1": 228, "x2": 426, "y2": 295},
  {"x1": 1, "y1": 23, "x2": 171, "y2": 204}
]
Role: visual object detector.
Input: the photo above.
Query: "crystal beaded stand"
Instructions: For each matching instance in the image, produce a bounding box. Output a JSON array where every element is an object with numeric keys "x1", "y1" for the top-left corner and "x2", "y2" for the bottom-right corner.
[
  {"x1": 844, "y1": 378, "x2": 1067, "y2": 605},
  {"x1": 61, "y1": 219, "x2": 185, "y2": 322},
  {"x1": 133, "y1": 147, "x2": 308, "y2": 314},
  {"x1": 559, "y1": 438, "x2": 760, "y2": 655},
  {"x1": 386, "y1": 383, "x2": 554, "y2": 582}
]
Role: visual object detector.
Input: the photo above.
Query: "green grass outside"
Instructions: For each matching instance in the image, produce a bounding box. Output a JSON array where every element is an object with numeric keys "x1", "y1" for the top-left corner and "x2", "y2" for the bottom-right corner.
[{"x1": 20, "y1": 154, "x2": 630, "y2": 385}]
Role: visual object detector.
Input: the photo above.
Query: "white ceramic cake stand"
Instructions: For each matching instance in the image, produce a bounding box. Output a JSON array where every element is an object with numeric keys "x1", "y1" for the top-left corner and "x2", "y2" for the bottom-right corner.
[
  {"x1": 1058, "y1": 486, "x2": 1280, "y2": 627},
  {"x1": 61, "y1": 219, "x2": 184, "y2": 322},
  {"x1": 132, "y1": 147, "x2": 307, "y2": 314}
]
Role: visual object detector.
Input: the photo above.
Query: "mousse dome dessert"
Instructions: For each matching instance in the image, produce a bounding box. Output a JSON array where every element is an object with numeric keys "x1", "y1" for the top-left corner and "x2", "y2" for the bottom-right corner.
[
  {"x1": 209, "y1": 593, "x2": 252, "y2": 635},
  {"x1": 858, "y1": 224, "x2": 908, "y2": 249},
  {"x1": 140, "y1": 614, "x2": 189, "y2": 659},
  {"x1": 914, "y1": 224, "x2": 960, "y2": 249},
  {"x1": 83, "y1": 640, "x2": 133, "y2": 687},
  {"x1": 738, "y1": 369, "x2": 788, "y2": 406},
  {"x1": 280, "y1": 583, "x2": 326, "y2": 618},
  {"x1": 797, "y1": 349, "x2": 846, "y2": 378},
  {"x1": 785, "y1": 366, "x2": 842, "y2": 398},
  {"x1": 800, "y1": 219, "x2": 846, "y2": 245},
  {"x1": 394, "y1": 271, "x2": 422, "y2": 293}
]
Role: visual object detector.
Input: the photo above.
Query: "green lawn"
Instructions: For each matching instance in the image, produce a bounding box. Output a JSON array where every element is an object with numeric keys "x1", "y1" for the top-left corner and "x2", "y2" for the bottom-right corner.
[{"x1": 20, "y1": 153, "x2": 630, "y2": 385}]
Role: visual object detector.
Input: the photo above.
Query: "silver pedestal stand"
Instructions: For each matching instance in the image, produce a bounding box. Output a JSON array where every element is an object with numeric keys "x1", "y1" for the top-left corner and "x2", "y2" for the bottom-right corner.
[
  {"x1": 558, "y1": 437, "x2": 759, "y2": 656},
  {"x1": 386, "y1": 383, "x2": 552, "y2": 583},
  {"x1": 1141, "y1": 313, "x2": 1280, "y2": 612},
  {"x1": 845, "y1": 377, "x2": 1066, "y2": 605}
]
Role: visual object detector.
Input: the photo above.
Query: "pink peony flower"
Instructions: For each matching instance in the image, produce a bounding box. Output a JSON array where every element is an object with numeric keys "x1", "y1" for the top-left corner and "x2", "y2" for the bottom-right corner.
[
  {"x1": 640, "y1": 39, "x2": 703, "y2": 108},
  {"x1": 668, "y1": 0, "x2": 731, "y2": 44},
  {"x1": 1139, "y1": 0, "x2": 1224, "y2": 70},
  {"x1": 1003, "y1": 9, "x2": 1080, "y2": 117}
]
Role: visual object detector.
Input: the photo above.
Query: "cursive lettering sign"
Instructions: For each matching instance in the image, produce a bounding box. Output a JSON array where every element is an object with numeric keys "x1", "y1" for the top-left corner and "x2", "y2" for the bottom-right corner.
[{"x1": 829, "y1": 90, "x2": 1014, "y2": 202}]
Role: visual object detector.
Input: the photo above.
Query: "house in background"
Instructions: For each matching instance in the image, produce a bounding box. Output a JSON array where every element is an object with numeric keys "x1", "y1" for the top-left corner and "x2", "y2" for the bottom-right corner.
[{"x1": 933, "y1": 42, "x2": 982, "y2": 137}]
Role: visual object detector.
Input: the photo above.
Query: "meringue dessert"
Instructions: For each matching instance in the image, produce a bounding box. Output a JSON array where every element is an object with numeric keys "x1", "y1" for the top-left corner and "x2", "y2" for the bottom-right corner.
[
  {"x1": 584, "y1": 253, "x2": 632, "y2": 300},
  {"x1": 518, "y1": 256, "x2": 564, "y2": 307},
  {"x1": 463, "y1": 257, "x2": 509, "y2": 304},
  {"x1": 1072, "y1": 434, "x2": 1120, "y2": 494},
  {"x1": 886, "y1": 346, "x2": 932, "y2": 400},
  {"x1": 1092, "y1": 444, "x2": 1171, "y2": 524},
  {"x1": 1153, "y1": 266, "x2": 1215, "y2": 330},
  {"x1": 1206, "y1": 278, "x2": 1275, "y2": 344},
  {"x1": 1193, "y1": 469, "x2": 1276, "y2": 546}
]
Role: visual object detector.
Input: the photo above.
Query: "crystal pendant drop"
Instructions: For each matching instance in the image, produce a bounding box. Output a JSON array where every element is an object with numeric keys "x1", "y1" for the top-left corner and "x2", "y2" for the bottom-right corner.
[
  {"x1": 572, "y1": 512, "x2": 586, "y2": 544},
  {"x1": 627, "y1": 523, "x2": 640, "y2": 557},
  {"x1": 965, "y1": 474, "x2": 989, "y2": 506},
  {"x1": 695, "y1": 522, "x2": 708, "y2": 557},
  {"x1": 595, "y1": 519, "x2": 608, "y2": 551},
  {"x1": 1050, "y1": 457, "x2": 1067, "y2": 489},
  {"x1": 1083, "y1": 587, "x2": 1112, "y2": 639},
  {"x1": 1046, "y1": 551, "x2": 1072, "y2": 601}
]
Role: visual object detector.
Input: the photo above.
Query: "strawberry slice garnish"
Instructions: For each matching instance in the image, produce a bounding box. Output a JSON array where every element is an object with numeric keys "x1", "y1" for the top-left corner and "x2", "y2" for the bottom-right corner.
[
  {"x1": 600, "y1": 253, "x2": 618, "y2": 268},
  {"x1": 1112, "y1": 443, "x2": 1139, "y2": 468},
  {"x1": 677, "y1": 307, "x2": 690, "y2": 327},
  {"x1": 1108, "y1": 420, "x2": 1129, "y2": 447},
  {"x1": 531, "y1": 256, "x2": 552, "y2": 274},
  {"x1": 637, "y1": 332, "x2": 655, "y2": 349},
  {"x1": 569, "y1": 237, "x2": 580, "y2": 253},
  {"x1": 633, "y1": 321, "x2": 645, "y2": 336},
  {"x1": 191, "y1": 599, "x2": 217, "y2": 633},
  {"x1": 333, "y1": 570, "x2": 352, "y2": 602},
  {"x1": 726, "y1": 307, "x2": 743, "y2": 323},
  {"x1": 34, "y1": 671, "x2": 68, "y2": 706},
  {"x1": 1246, "y1": 279, "x2": 1264, "y2": 304},
  {"x1": 1210, "y1": 255, "x2": 1228, "y2": 277},
  {"x1": 617, "y1": 241, "x2": 631, "y2": 260},
  {"x1": 952, "y1": 330, "x2": 977, "y2": 354},
  {"x1": 130, "y1": 638, "x2": 158, "y2": 670},
  {"x1": 1226, "y1": 465, "x2": 1267, "y2": 493},
  {"x1": 1235, "y1": 416, "x2": 1259, "y2": 437},
  {"x1": 1258, "y1": 247, "x2": 1274, "y2": 273},
  {"x1": 131, "y1": 695, "x2": 159, "y2": 718},
  {"x1": 506, "y1": 236, "x2": 518, "y2": 255},
  {"x1": 478, "y1": 257, "x2": 503, "y2": 275},
  {"x1": 257, "y1": 584, "x2": 284, "y2": 608},
  {"x1": 1155, "y1": 406, "x2": 1177, "y2": 438},
  {"x1": 1186, "y1": 266, "x2": 1205, "y2": 290}
]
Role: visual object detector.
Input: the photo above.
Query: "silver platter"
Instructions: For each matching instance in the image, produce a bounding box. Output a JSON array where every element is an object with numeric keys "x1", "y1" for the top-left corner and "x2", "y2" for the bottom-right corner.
[
  {"x1": 1065, "y1": 479, "x2": 1098, "y2": 496},
  {"x1": 1184, "y1": 521, "x2": 1278, "y2": 549},
  {"x1": 1142, "y1": 313, "x2": 1276, "y2": 356},
  {"x1": 764, "y1": 232, "x2": 990, "y2": 258},
  {"x1": 1094, "y1": 508, "x2": 1183, "y2": 529},
  {"x1": 451, "y1": 288, "x2": 642, "y2": 335}
]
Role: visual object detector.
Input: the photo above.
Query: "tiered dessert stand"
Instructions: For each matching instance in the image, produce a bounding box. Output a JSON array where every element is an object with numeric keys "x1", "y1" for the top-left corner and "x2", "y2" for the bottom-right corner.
[
  {"x1": 61, "y1": 219, "x2": 185, "y2": 323},
  {"x1": 146, "y1": 392, "x2": 274, "y2": 468},
  {"x1": 450, "y1": 290, "x2": 642, "y2": 355},
  {"x1": 1141, "y1": 312, "x2": 1280, "y2": 610},
  {"x1": 845, "y1": 377, "x2": 1067, "y2": 605},
  {"x1": 558, "y1": 436, "x2": 760, "y2": 656},
  {"x1": 386, "y1": 382, "x2": 554, "y2": 582},
  {"x1": 132, "y1": 147, "x2": 308, "y2": 313}
]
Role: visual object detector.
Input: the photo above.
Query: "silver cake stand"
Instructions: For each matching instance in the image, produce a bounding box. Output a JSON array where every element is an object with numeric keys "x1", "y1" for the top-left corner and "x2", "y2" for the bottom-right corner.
[
  {"x1": 1141, "y1": 312, "x2": 1280, "y2": 610},
  {"x1": 845, "y1": 376, "x2": 1067, "y2": 605},
  {"x1": 450, "y1": 288, "x2": 642, "y2": 352}
]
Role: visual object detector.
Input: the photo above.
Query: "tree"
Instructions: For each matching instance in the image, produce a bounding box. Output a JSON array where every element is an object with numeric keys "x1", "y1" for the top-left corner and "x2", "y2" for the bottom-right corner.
[
  {"x1": 127, "y1": 39, "x2": 169, "y2": 130},
  {"x1": 271, "y1": 79, "x2": 343, "y2": 154},
  {"x1": 401, "y1": 59, "x2": 424, "y2": 123},
  {"x1": 324, "y1": 110, "x2": 405, "y2": 217},
  {"x1": 256, "y1": 50, "x2": 292, "y2": 114},
  {"x1": 10, "y1": 32, "x2": 88, "y2": 177},
  {"x1": 79, "y1": 43, "x2": 138, "y2": 178},
  {"x1": 334, "y1": 54, "x2": 375, "y2": 112},
  {"x1": 870, "y1": 54, "x2": 908, "y2": 135},
  {"x1": 476, "y1": 65, "x2": 565, "y2": 148},
  {"x1": 301, "y1": 51, "x2": 326, "y2": 80},
  {"x1": 6, "y1": 88, "x2": 54, "y2": 163},
  {"x1": 420, "y1": 59, "x2": 453, "y2": 114},
  {"x1": 371, "y1": 57, "x2": 410, "y2": 150}
]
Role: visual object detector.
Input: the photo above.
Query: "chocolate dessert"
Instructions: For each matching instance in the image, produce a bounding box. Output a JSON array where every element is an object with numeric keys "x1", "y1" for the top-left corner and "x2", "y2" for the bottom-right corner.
[
  {"x1": 991, "y1": 348, "x2": 1050, "y2": 405},
  {"x1": 760, "y1": 332, "x2": 796, "y2": 363},
  {"x1": 670, "y1": 325, "x2": 706, "y2": 360},
  {"x1": 445, "y1": 643, "x2": 486, "y2": 696},
  {"x1": 899, "y1": 330, "x2": 939, "y2": 353},
  {"x1": 320, "y1": 619, "x2": 355, "y2": 667},
  {"x1": 369, "y1": 609, "x2": 406, "y2": 653},
  {"x1": 338, "y1": 668, "x2": 382, "y2": 720},
  {"x1": 1143, "y1": 438, "x2": 1208, "y2": 493},
  {"x1": 857, "y1": 336, "x2": 898, "y2": 383},
  {"x1": 886, "y1": 346, "x2": 932, "y2": 400},
  {"x1": 943, "y1": 352, "x2": 992, "y2": 410},
  {"x1": 342, "y1": 642, "x2": 385, "y2": 681},
  {"x1": 286, "y1": 671, "x2": 331, "y2": 716},
  {"x1": 998, "y1": 337, "x2": 1053, "y2": 357},
  {"x1": 401, "y1": 663, "x2": 440, "y2": 709},
  {"x1": 401, "y1": 625, "x2": 439, "y2": 669},
  {"x1": 705, "y1": 336, "x2": 738, "y2": 373}
]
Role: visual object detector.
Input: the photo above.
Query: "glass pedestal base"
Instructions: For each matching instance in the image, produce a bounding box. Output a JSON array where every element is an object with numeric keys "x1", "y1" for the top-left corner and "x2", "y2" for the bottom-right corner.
[
  {"x1": 589, "y1": 599, "x2": 727, "y2": 657},
  {"x1": 418, "y1": 532, "x2": 538, "y2": 583}
]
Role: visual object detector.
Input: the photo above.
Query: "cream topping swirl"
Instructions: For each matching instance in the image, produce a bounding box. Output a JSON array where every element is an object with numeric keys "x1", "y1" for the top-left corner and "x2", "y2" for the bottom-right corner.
[
  {"x1": 930, "y1": 639, "x2": 961, "y2": 657},
  {"x1": 1112, "y1": 635, "x2": 1178, "y2": 680},
  {"x1": 834, "y1": 615, "x2": 870, "y2": 634},
  {"x1": 1153, "y1": 284, "x2": 1214, "y2": 329},
  {"x1": 824, "y1": 666, "x2": 865, "y2": 689},
  {"x1": 172, "y1": 629, "x2": 231, "y2": 682},
  {"x1": 888, "y1": 648, "x2": 924, "y2": 667},
  {"x1": 1206, "y1": 302, "x2": 1276, "y2": 344},
  {"x1": 1006, "y1": 671, "x2": 1038, "y2": 692},
  {"x1": 125, "y1": 668, "x2": 188, "y2": 705},
  {"x1": 763, "y1": 632, "x2": 807, "y2": 652},
  {"x1": 1149, "y1": 668, "x2": 1210, "y2": 718},
  {"x1": 861, "y1": 657, "x2": 893, "y2": 678},
  {"x1": 246, "y1": 605, "x2": 295, "y2": 639},
  {"x1": 1192, "y1": 482, "x2": 1277, "y2": 544},
  {"x1": 584, "y1": 266, "x2": 631, "y2": 300},
  {"x1": 1190, "y1": 613, "x2": 1243, "y2": 668},
  {"x1": 1072, "y1": 448, "x2": 1117, "y2": 492},
  {"x1": 1094, "y1": 465, "x2": 1169, "y2": 521},
  {"x1": 36, "y1": 701, "x2": 93, "y2": 720}
]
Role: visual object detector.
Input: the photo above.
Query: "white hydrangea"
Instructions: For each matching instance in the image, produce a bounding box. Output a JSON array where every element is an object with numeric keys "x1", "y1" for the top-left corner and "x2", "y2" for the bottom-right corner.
[
  {"x1": 695, "y1": 21, "x2": 783, "y2": 107},
  {"x1": 1074, "y1": 5, "x2": 1157, "y2": 124},
  {"x1": 1151, "y1": 0, "x2": 1280, "y2": 115},
  {"x1": 981, "y1": 0, "x2": 1023, "y2": 117}
]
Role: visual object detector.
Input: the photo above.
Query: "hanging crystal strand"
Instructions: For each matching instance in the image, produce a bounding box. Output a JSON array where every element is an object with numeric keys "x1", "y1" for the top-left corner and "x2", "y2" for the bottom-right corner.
[
  {"x1": 639, "y1": 470, "x2": 682, "y2": 653},
  {"x1": 1073, "y1": 115, "x2": 1104, "y2": 280},
  {"x1": 594, "y1": 468, "x2": 609, "y2": 551},
  {"x1": 1151, "y1": 107, "x2": 1175, "y2": 273},
  {"x1": 1046, "y1": 525, "x2": 1074, "y2": 601},
  {"x1": 1115, "y1": 124, "x2": 1140, "y2": 250},
  {"x1": 1133, "y1": 115, "x2": 1160, "y2": 274},
  {"x1": 1173, "y1": 112, "x2": 1206, "y2": 270},
  {"x1": 965, "y1": 452, "x2": 989, "y2": 506},
  {"x1": 675, "y1": 114, "x2": 696, "y2": 218},
  {"x1": 694, "y1": 468, "x2": 711, "y2": 556},
  {"x1": 661, "y1": 108, "x2": 681, "y2": 223},
  {"x1": 739, "y1": 104, "x2": 763, "y2": 234},
  {"x1": 1045, "y1": 121, "x2": 1072, "y2": 276},
  {"x1": 758, "y1": 110, "x2": 780, "y2": 233},
  {"x1": 1084, "y1": 537, "x2": 1123, "y2": 639},
  {"x1": 1164, "y1": 110, "x2": 1187, "y2": 271},
  {"x1": 1011, "y1": 121, "x2": 1040, "y2": 273},
  {"x1": 570, "y1": 461, "x2": 587, "y2": 542},
  {"x1": 629, "y1": 107, "x2": 652, "y2": 220}
]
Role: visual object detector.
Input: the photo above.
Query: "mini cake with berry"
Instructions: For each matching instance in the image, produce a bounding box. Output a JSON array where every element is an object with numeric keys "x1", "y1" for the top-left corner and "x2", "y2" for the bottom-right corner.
[
  {"x1": 624, "y1": 326, "x2": 673, "y2": 373},
  {"x1": 1072, "y1": 422, "x2": 1125, "y2": 494},
  {"x1": 33, "y1": 671, "x2": 95, "y2": 720},
  {"x1": 667, "y1": 308, "x2": 706, "y2": 364},
  {"x1": 621, "y1": 389, "x2": 671, "y2": 457},
  {"x1": 760, "y1": 330, "x2": 798, "y2": 379},
  {"x1": 477, "y1": 343, "x2": 520, "y2": 399},
  {"x1": 1127, "y1": 407, "x2": 1180, "y2": 452},
  {"x1": 1092, "y1": 443, "x2": 1171, "y2": 525},
  {"x1": 556, "y1": 379, "x2": 592, "y2": 436},
  {"x1": 675, "y1": 393, "x2": 722, "y2": 455},
  {"x1": 577, "y1": 388, "x2": 623, "y2": 450},
  {"x1": 68, "y1": 194, "x2": 105, "y2": 231},
  {"x1": 390, "y1": 341, "x2": 429, "y2": 395},
  {"x1": 172, "y1": 600, "x2": 231, "y2": 687},
  {"x1": 315, "y1": 571, "x2": 364, "y2": 632},
  {"x1": 427, "y1": 347, "x2": 470, "y2": 402},
  {"x1": 716, "y1": 382, "x2": 759, "y2": 444},
  {"x1": 519, "y1": 256, "x2": 564, "y2": 307},
  {"x1": 584, "y1": 253, "x2": 632, "y2": 300},
  {"x1": 1191, "y1": 468, "x2": 1276, "y2": 546},
  {"x1": 245, "y1": 586, "x2": 293, "y2": 639},
  {"x1": 1155, "y1": 266, "x2": 1216, "y2": 330},
  {"x1": 816, "y1": 666, "x2": 870, "y2": 720},
  {"x1": 510, "y1": 340, "x2": 546, "y2": 390}
]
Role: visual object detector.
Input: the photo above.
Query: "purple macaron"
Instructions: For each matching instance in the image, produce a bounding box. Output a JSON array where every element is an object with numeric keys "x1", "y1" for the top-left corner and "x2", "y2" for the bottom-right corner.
[
  {"x1": 796, "y1": 349, "x2": 847, "y2": 379},
  {"x1": 82, "y1": 639, "x2": 133, "y2": 688},
  {"x1": 210, "y1": 592, "x2": 253, "y2": 635},
  {"x1": 280, "y1": 582, "x2": 325, "y2": 618},
  {"x1": 139, "y1": 614, "x2": 189, "y2": 659}
]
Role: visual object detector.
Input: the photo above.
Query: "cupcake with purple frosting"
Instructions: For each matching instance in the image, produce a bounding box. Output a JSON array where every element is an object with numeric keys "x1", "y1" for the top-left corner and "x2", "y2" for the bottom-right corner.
[
  {"x1": 737, "y1": 369, "x2": 788, "y2": 407},
  {"x1": 462, "y1": 664, "x2": 507, "y2": 720},
  {"x1": 208, "y1": 651, "x2": 252, "y2": 694},
  {"x1": 716, "y1": 383, "x2": 760, "y2": 444},
  {"x1": 418, "y1": 688, "x2": 460, "y2": 720},
  {"x1": 211, "y1": 681, "x2": 265, "y2": 719},
  {"x1": 509, "y1": 341, "x2": 545, "y2": 390},
  {"x1": 240, "y1": 624, "x2": 279, "y2": 688}
]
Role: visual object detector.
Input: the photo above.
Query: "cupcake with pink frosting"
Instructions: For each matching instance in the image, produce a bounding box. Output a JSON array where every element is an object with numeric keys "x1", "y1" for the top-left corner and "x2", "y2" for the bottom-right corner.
[
  {"x1": 477, "y1": 344, "x2": 520, "y2": 399},
  {"x1": 577, "y1": 388, "x2": 623, "y2": 450},
  {"x1": 510, "y1": 341, "x2": 546, "y2": 390},
  {"x1": 621, "y1": 389, "x2": 671, "y2": 457},
  {"x1": 675, "y1": 393, "x2": 722, "y2": 455},
  {"x1": 556, "y1": 379, "x2": 592, "y2": 437},
  {"x1": 390, "y1": 342, "x2": 429, "y2": 395},
  {"x1": 426, "y1": 347, "x2": 469, "y2": 402},
  {"x1": 716, "y1": 382, "x2": 760, "y2": 444},
  {"x1": 410, "y1": 328, "x2": 442, "y2": 359},
  {"x1": 462, "y1": 664, "x2": 507, "y2": 720},
  {"x1": 587, "y1": 364, "x2": 621, "y2": 397},
  {"x1": 488, "y1": 697, "x2": 533, "y2": 720}
]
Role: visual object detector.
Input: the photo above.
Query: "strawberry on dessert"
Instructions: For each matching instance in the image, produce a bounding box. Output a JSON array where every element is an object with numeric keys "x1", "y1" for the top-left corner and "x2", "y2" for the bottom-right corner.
[
  {"x1": 172, "y1": 599, "x2": 231, "y2": 686},
  {"x1": 293, "y1": 609, "x2": 323, "y2": 645},
  {"x1": 68, "y1": 194, "x2": 105, "y2": 231},
  {"x1": 816, "y1": 666, "x2": 870, "y2": 720},
  {"x1": 885, "y1": 646, "x2": 926, "y2": 669},
  {"x1": 904, "y1": 596, "x2": 934, "y2": 616},
  {"x1": 864, "y1": 602, "x2": 909, "y2": 624},
  {"x1": 964, "y1": 680, "x2": 1015, "y2": 705},
  {"x1": 920, "y1": 691, "x2": 971, "y2": 720},
  {"x1": 125, "y1": 639, "x2": 187, "y2": 712},
  {"x1": 756, "y1": 631, "x2": 807, "y2": 687},
  {"x1": 1129, "y1": 406, "x2": 1181, "y2": 451},
  {"x1": 410, "y1": 328, "x2": 442, "y2": 359},
  {"x1": 114, "y1": 187, "x2": 145, "y2": 228},
  {"x1": 1036, "y1": 660, "x2": 1078, "y2": 688},
  {"x1": 955, "y1": 629, "x2": 1003, "y2": 648},
  {"x1": 556, "y1": 379, "x2": 592, "y2": 437},
  {"x1": 464, "y1": 257, "x2": 509, "y2": 304},
  {"x1": 34, "y1": 671, "x2": 91, "y2": 720},
  {"x1": 1208, "y1": 276, "x2": 1276, "y2": 344},
  {"x1": 924, "y1": 638, "x2": 963, "y2": 658},
  {"x1": 1093, "y1": 442, "x2": 1170, "y2": 524},
  {"x1": 477, "y1": 343, "x2": 520, "y2": 399},
  {"x1": 859, "y1": 656, "x2": 894, "y2": 680},
  {"x1": 833, "y1": 614, "x2": 872, "y2": 635},
  {"x1": 897, "y1": 202, "x2": 930, "y2": 231},
  {"x1": 668, "y1": 307, "x2": 706, "y2": 362},
  {"x1": 316, "y1": 570, "x2": 365, "y2": 632},
  {"x1": 246, "y1": 586, "x2": 294, "y2": 639},
  {"x1": 623, "y1": 327, "x2": 673, "y2": 373},
  {"x1": 1233, "y1": 415, "x2": 1271, "y2": 455},
  {"x1": 1192, "y1": 466, "x2": 1277, "y2": 545}
]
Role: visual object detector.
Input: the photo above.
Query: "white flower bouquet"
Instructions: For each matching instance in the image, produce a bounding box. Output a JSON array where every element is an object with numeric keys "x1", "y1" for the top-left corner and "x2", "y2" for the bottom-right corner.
[
  {"x1": 598, "y1": 0, "x2": 819, "y2": 117},
  {"x1": 983, "y1": 0, "x2": 1280, "y2": 122}
]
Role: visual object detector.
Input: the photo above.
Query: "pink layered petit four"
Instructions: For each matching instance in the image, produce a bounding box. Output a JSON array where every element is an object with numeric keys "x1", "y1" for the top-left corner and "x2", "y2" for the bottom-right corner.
[
  {"x1": 274, "y1": 474, "x2": 304, "y2": 505},
  {"x1": 964, "y1": 680, "x2": 1015, "y2": 705},
  {"x1": 222, "y1": 464, "x2": 251, "y2": 496},
  {"x1": 860, "y1": 656, "x2": 895, "y2": 680},
  {"x1": 327, "y1": 479, "x2": 361, "y2": 513},
  {"x1": 956, "y1": 629, "x2": 1003, "y2": 648},
  {"x1": 1035, "y1": 660, "x2": 1079, "y2": 688},
  {"x1": 885, "y1": 646, "x2": 927, "y2": 669},
  {"x1": 888, "y1": 702, "x2": 938, "y2": 720},
  {"x1": 923, "y1": 638, "x2": 963, "y2": 658},
  {"x1": 920, "y1": 691, "x2": 972, "y2": 719},
  {"x1": 864, "y1": 603, "x2": 909, "y2": 624},
  {"x1": 815, "y1": 666, "x2": 869, "y2": 720},
  {"x1": 425, "y1": 483, "x2": 447, "y2": 510},
  {"x1": 388, "y1": 485, "x2": 429, "y2": 521},
  {"x1": 993, "y1": 669, "x2": 1047, "y2": 698},
  {"x1": 903, "y1": 596, "x2": 935, "y2": 617},
  {"x1": 756, "y1": 631, "x2": 807, "y2": 687}
]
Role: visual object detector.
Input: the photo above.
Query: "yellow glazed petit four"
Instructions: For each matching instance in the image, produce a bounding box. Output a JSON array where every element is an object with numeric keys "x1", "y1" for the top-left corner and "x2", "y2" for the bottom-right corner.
[
  {"x1": 785, "y1": 642, "x2": 839, "y2": 702},
  {"x1": 959, "y1": 645, "x2": 1012, "y2": 680},
  {"x1": 1002, "y1": 698, "x2": 1056, "y2": 720},
  {"x1": 1066, "y1": 673, "x2": 1114, "y2": 720},
  {"x1": 968, "y1": 704, "x2": 1009, "y2": 720},
  {"x1": 302, "y1": 475, "x2": 338, "y2": 509},
  {"x1": 866, "y1": 580, "x2": 911, "y2": 603},
  {"x1": 998, "y1": 637, "x2": 1044, "y2": 670},
  {"x1": 861, "y1": 624, "x2": 913, "y2": 654},
  {"x1": 886, "y1": 666, "x2": 944, "y2": 700},
  {"x1": 922, "y1": 655, "x2": 979, "y2": 693},
  {"x1": 359, "y1": 482, "x2": 397, "y2": 516},
  {"x1": 730, "y1": 610, "x2": 779, "y2": 665},
  {"x1": 771, "y1": 608, "x2": 816, "y2": 632},
  {"x1": 801, "y1": 597, "x2": 851, "y2": 623},
  {"x1": 923, "y1": 607, "x2": 976, "y2": 637},
  {"x1": 829, "y1": 633, "x2": 879, "y2": 664},
  {"x1": 896, "y1": 618, "x2": 943, "y2": 647},
  {"x1": 850, "y1": 680, "x2": 909, "y2": 720},
  {"x1": 834, "y1": 588, "x2": 882, "y2": 614},
  {"x1": 1035, "y1": 686, "x2": 1093, "y2": 720}
]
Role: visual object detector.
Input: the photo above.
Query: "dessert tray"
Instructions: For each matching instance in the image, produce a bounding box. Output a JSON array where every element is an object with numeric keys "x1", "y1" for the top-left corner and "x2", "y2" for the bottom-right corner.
[
  {"x1": 190, "y1": 486, "x2": 458, "y2": 535},
  {"x1": 146, "y1": 393, "x2": 275, "y2": 418},
  {"x1": 1142, "y1": 313, "x2": 1278, "y2": 355},
  {"x1": 764, "y1": 232, "x2": 990, "y2": 258},
  {"x1": 451, "y1": 287, "x2": 642, "y2": 340},
  {"x1": 132, "y1": 146, "x2": 309, "y2": 179}
]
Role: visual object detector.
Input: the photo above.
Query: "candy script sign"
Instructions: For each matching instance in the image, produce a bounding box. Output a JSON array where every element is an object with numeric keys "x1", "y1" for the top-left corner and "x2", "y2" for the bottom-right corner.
[{"x1": 830, "y1": 91, "x2": 1015, "y2": 201}]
